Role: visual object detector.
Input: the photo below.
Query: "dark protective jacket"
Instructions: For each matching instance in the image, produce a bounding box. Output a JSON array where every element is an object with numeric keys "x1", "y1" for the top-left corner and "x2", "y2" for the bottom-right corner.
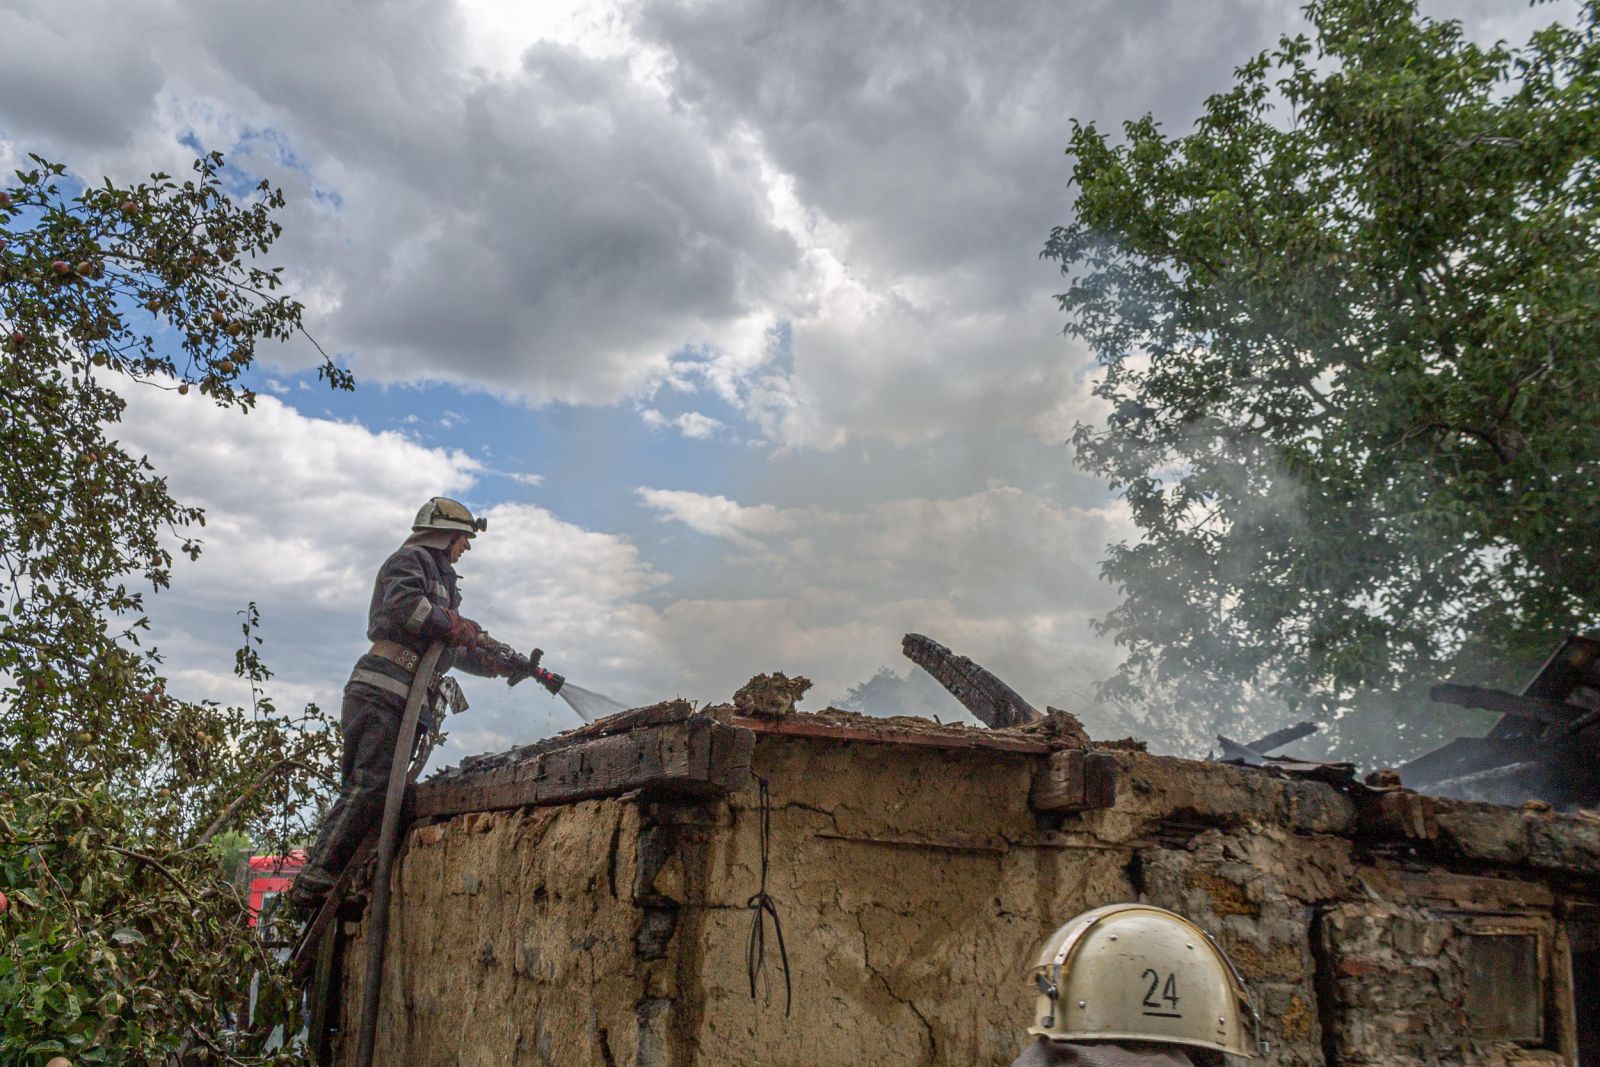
[
  {"x1": 345, "y1": 543, "x2": 498, "y2": 710},
  {"x1": 1011, "y1": 1040, "x2": 1199, "y2": 1067}
]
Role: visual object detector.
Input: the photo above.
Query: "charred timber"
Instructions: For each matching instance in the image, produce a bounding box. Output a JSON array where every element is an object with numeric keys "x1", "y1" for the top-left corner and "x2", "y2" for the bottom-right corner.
[
  {"x1": 1426, "y1": 760, "x2": 1545, "y2": 795},
  {"x1": 1429, "y1": 684, "x2": 1592, "y2": 727},
  {"x1": 1029, "y1": 749, "x2": 1118, "y2": 812},
  {"x1": 1248, "y1": 721, "x2": 1320, "y2": 754},
  {"x1": 1216, "y1": 721, "x2": 1320, "y2": 765},
  {"x1": 1216, "y1": 735, "x2": 1267, "y2": 765},
  {"x1": 901, "y1": 633, "x2": 1042, "y2": 728},
  {"x1": 412, "y1": 715, "x2": 753, "y2": 822}
]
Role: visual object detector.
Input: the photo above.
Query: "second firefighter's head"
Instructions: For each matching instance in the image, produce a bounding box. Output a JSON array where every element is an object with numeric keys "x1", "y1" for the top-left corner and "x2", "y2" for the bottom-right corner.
[{"x1": 1021, "y1": 904, "x2": 1260, "y2": 1066}]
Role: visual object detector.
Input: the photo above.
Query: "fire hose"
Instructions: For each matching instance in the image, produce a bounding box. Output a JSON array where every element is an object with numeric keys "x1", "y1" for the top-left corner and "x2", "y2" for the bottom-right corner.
[
  {"x1": 352, "y1": 639, "x2": 444, "y2": 1067},
  {"x1": 352, "y1": 636, "x2": 559, "y2": 1067}
]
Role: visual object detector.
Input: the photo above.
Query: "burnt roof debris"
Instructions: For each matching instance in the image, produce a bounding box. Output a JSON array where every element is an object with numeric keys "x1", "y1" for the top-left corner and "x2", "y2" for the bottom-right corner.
[
  {"x1": 1216, "y1": 721, "x2": 1321, "y2": 765},
  {"x1": 732, "y1": 673, "x2": 811, "y2": 718},
  {"x1": 1430, "y1": 683, "x2": 1596, "y2": 726},
  {"x1": 1400, "y1": 634, "x2": 1600, "y2": 810},
  {"x1": 900, "y1": 632, "x2": 1042, "y2": 728}
]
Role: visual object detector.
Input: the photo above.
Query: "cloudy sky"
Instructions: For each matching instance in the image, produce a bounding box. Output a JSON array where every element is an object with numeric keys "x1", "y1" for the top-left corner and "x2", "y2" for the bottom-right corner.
[{"x1": 0, "y1": 0, "x2": 1563, "y2": 761}]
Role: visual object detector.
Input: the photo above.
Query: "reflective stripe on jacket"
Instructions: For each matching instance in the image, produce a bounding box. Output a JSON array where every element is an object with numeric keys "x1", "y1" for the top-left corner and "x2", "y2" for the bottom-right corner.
[{"x1": 367, "y1": 544, "x2": 457, "y2": 649}]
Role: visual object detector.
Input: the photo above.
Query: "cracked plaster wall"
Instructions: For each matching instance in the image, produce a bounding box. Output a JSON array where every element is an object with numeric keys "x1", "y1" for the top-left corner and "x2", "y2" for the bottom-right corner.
[
  {"x1": 680, "y1": 741, "x2": 1593, "y2": 1067},
  {"x1": 685, "y1": 738, "x2": 1127, "y2": 1066},
  {"x1": 339, "y1": 736, "x2": 1597, "y2": 1067},
  {"x1": 682, "y1": 740, "x2": 1367, "y2": 1066},
  {"x1": 338, "y1": 799, "x2": 652, "y2": 1067}
]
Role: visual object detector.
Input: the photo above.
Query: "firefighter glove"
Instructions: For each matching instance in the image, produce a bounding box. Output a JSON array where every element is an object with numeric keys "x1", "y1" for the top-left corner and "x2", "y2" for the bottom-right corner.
[
  {"x1": 444, "y1": 609, "x2": 484, "y2": 649},
  {"x1": 500, "y1": 650, "x2": 534, "y2": 685},
  {"x1": 505, "y1": 646, "x2": 543, "y2": 687}
]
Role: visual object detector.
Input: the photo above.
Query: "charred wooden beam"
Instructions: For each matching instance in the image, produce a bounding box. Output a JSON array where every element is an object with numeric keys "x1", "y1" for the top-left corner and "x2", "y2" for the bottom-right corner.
[
  {"x1": 1405, "y1": 636, "x2": 1600, "y2": 810},
  {"x1": 901, "y1": 632, "x2": 1041, "y2": 728},
  {"x1": 1030, "y1": 750, "x2": 1118, "y2": 812},
  {"x1": 412, "y1": 716, "x2": 753, "y2": 821},
  {"x1": 1216, "y1": 734, "x2": 1268, "y2": 765},
  {"x1": 1424, "y1": 761, "x2": 1552, "y2": 807},
  {"x1": 1248, "y1": 720, "x2": 1320, "y2": 754},
  {"x1": 1549, "y1": 708, "x2": 1600, "y2": 742},
  {"x1": 1397, "y1": 736, "x2": 1539, "y2": 790},
  {"x1": 1429, "y1": 760, "x2": 1544, "y2": 791},
  {"x1": 1430, "y1": 684, "x2": 1589, "y2": 726},
  {"x1": 1215, "y1": 722, "x2": 1319, "y2": 765}
]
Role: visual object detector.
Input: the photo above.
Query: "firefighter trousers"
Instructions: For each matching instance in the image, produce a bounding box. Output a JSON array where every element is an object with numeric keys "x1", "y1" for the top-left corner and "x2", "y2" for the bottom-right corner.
[{"x1": 298, "y1": 686, "x2": 424, "y2": 895}]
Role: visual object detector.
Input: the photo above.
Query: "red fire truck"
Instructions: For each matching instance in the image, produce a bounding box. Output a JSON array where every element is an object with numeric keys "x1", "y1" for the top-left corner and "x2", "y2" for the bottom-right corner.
[{"x1": 246, "y1": 850, "x2": 306, "y2": 928}]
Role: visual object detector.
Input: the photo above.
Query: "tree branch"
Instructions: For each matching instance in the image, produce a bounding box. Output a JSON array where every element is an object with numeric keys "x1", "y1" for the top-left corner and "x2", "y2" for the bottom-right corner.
[
  {"x1": 105, "y1": 843, "x2": 203, "y2": 907},
  {"x1": 189, "y1": 752, "x2": 324, "y2": 849},
  {"x1": 30, "y1": 844, "x2": 87, "y2": 939}
]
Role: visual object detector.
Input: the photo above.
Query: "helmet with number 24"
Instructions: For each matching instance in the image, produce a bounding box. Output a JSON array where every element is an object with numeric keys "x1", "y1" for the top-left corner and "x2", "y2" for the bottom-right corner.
[{"x1": 1027, "y1": 903, "x2": 1260, "y2": 1058}]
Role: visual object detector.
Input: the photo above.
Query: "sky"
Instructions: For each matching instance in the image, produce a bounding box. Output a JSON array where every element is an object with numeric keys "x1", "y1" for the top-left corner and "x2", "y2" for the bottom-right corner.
[{"x1": 0, "y1": 0, "x2": 1566, "y2": 764}]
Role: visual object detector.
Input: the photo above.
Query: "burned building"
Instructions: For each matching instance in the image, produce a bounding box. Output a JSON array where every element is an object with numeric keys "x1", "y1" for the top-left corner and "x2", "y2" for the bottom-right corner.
[
  {"x1": 305, "y1": 688, "x2": 1600, "y2": 1066},
  {"x1": 1401, "y1": 635, "x2": 1600, "y2": 810}
]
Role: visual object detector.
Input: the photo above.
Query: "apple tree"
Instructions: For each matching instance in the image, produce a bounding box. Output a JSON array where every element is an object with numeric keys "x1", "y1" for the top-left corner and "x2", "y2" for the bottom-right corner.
[
  {"x1": 1046, "y1": 0, "x2": 1600, "y2": 762},
  {"x1": 0, "y1": 153, "x2": 347, "y2": 1062}
]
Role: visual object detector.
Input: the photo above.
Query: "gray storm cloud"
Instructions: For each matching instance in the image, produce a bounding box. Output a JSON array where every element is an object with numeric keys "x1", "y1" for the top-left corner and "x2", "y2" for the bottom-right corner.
[
  {"x1": 0, "y1": 0, "x2": 1567, "y2": 448},
  {"x1": 0, "y1": 0, "x2": 1305, "y2": 449}
]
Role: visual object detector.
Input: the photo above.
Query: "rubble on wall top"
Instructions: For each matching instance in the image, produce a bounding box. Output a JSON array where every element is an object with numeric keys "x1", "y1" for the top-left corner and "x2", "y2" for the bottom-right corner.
[
  {"x1": 429, "y1": 632, "x2": 1600, "y2": 822},
  {"x1": 441, "y1": 699, "x2": 701, "y2": 782},
  {"x1": 733, "y1": 703, "x2": 1091, "y2": 751},
  {"x1": 404, "y1": 681, "x2": 1600, "y2": 883},
  {"x1": 731, "y1": 672, "x2": 811, "y2": 718},
  {"x1": 431, "y1": 687, "x2": 1097, "y2": 790}
]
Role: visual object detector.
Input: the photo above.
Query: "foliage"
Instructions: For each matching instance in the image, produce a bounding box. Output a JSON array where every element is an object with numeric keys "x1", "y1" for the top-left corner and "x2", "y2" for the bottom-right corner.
[
  {"x1": 207, "y1": 831, "x2": 255, "y2": 891},
  {"x1": 0, "y1": 154, "x2": 347, "y2": 1062},
  {"x1": 1045, "y1": 0, "x2": 1600, "y2": 762}
]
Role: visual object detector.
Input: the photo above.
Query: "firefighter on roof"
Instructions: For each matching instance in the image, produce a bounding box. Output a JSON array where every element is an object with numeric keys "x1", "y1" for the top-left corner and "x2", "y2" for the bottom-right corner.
[
  {"x1": 1014, "y1": 904, "x2": 1260, "y2": 1067},
  {"x1": 290, "y1": 497, "x2": 535, "y2": 908}
]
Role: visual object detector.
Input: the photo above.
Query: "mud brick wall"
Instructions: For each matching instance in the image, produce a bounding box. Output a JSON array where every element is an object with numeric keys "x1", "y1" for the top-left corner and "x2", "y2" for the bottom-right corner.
[
  {"x1": 338, "y1": 721, "x2": 1600, "y2": 1067},
  {"x1": 1136, "y1": 834, "x2": 1345, "y2": 1066},
  {"x1": 337, "y1": 799, "x2": 651, "y2": 1066},
  {"x1": 1316, "y1": 867, "x2": 1577, "y2": 1067},
  {"x1": 675, "y1": 744, "x2": 1369, "y2": 1067},
  {"x1": 685, "y1": 736, "x2": 1115, "y2": 1066}
]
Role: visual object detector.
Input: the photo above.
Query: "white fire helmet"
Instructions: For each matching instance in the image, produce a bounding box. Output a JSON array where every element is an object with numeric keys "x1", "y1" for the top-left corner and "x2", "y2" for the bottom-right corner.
[
  {"x1": 412, "y1": 497, "x2": 487, "y2": 537},
  {"x1": 1028, "y1": 904, "x2": 1260, "y2": 1058}
]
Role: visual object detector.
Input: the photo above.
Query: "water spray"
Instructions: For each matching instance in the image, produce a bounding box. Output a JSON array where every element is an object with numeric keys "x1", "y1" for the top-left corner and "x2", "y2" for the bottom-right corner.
[
  {"x1": 505, "y1": 645, "x2": 627, "y2": 722},
  {"x1": 557, "y1": 683, "x2": 629, "y2": 723}
]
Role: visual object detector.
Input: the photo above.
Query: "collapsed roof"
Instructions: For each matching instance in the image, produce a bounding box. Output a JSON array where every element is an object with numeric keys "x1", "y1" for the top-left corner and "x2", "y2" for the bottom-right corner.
[
  {"x1": 901, "y1": 629, "x2": 1600, "y2": 812},
  {"x1": 1400, "y1": 635, "x2": 1600, "y2": 810}
]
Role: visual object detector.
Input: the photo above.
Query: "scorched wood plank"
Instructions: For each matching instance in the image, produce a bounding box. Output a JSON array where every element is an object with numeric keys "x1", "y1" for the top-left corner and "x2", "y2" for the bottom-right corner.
[
  {"x1": 411, "y1": 719, "x2": 753, "y2": 820},
  {"x1": 729, "y1": 714, "x2": 1051, "y2": 755}
]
